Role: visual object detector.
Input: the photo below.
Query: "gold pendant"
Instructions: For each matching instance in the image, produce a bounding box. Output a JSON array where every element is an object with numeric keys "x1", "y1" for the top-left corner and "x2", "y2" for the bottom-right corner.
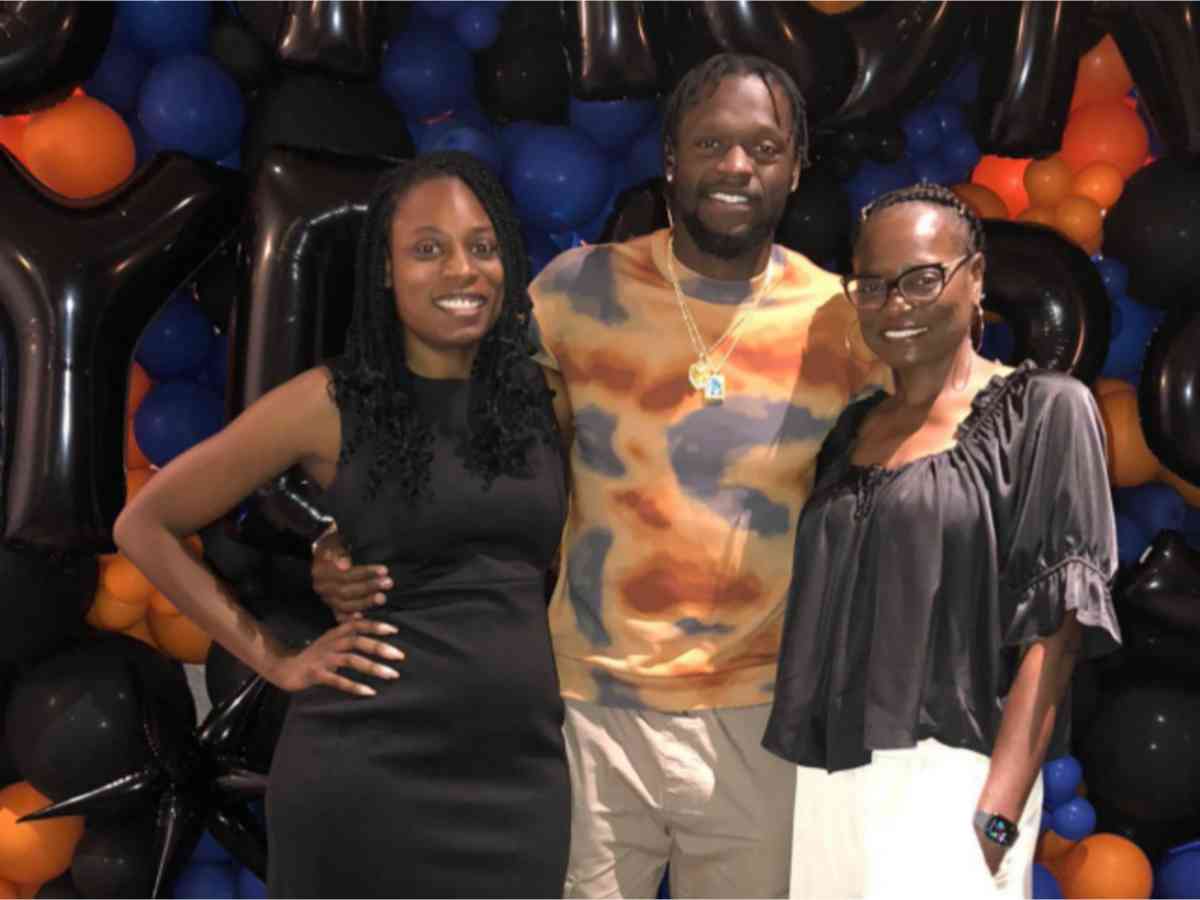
[
  {"x1": 703, "y1": 372, "x2": 726, "y2": 404},
  {"x1": 688, "y1": 360, "x2": 710, "y2": 391}
]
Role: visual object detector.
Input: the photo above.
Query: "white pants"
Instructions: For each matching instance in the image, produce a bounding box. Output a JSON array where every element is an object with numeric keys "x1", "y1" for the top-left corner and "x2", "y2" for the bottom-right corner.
[
  {"x1": 562, "y1": 699, "x2": 796, "y2": 899},
  {"x1": 790, "y1": 739, "x2": 1044, "y2": 899}
]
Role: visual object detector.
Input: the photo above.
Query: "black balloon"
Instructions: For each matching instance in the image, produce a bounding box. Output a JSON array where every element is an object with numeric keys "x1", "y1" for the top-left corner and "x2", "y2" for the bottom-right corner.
[
  {"x1": 981, "y1": 220, "x2": 1111, "y2": 382},
  {"x1": 33, "y1": 873, "x2": 82, "y2": 900},
  {"x1": 1103, "y1": 3, "x2": 1200, "y2": 160},
  {"x1": 1139, "y1": 311, "x2": 1200, "y2": 486},
  {"x1": 0, "y1": 663, "x2": 17, "y2": 785},
  {"x1": 975, "y1": 1, "x2": 1089, "y2": 157},
  {"x1": 0, "y1": 151, "x2": 244, "y2": 551},
  {"x1": 227, "y1": 147, "x2": 391, "y2": 554},
  {"x1": 249, "y1": 0, "x2": 386, "y2": 79},
  {"x1": 71, "y1": 815, "x2": 157, "y2": 899},
  {"x1": 210, "y1": 13, "x2": 275, "y2": 93},
  {"x1": 0, "y1": 545, "x2": 95, "y2": 664},
  {"x1": 189, "y1": 239, "x2": 242, "y2": 332},
  {"x1": 776, "y1": 168, "x2": 851, "y2": 267},
  {"x1": 823, "y1": 2, "x2": 973, "y2": 130},
  {"x1": 242, "y1": 71, "x2": 413, "y2": 179},
  {"x1": 1119, "y1": 531, "x2": 1200, "y2": 635},
  {"x1": 0, "y1": 1, "x2": 113, "y2": 114},
  {"x1": 476, "y1": 27, "x2": 571, "y2": 124},
  {"x1": 599, "y1": 178, "x2": 669, "y2": 244},
  {"x1": 565, "y1": 0, "x2": 658, "y2": 100},
  {"x1": 1104, "y1": 158, "x2": 1200, "y2": 310}
]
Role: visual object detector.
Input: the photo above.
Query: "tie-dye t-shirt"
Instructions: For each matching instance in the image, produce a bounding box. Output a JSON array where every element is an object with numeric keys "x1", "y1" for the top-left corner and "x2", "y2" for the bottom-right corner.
[{"x1": 531, "y1": 228, "x2": 887, "y2": 711}]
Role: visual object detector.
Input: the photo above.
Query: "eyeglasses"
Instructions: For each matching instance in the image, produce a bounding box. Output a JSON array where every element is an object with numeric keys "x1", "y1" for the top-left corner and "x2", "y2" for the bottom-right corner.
[{"x1": 842, "y1": 254, "x2": 974, "y2": 310}]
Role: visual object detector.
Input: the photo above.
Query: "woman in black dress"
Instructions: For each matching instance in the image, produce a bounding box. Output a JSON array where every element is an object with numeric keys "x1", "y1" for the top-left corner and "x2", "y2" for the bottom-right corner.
[
  {"x1": 116, "y1": 152, "x2": 571, "y2": 898},
  {"x1": 763, "y1": 184, "x2": 1121, "y2": 897}
]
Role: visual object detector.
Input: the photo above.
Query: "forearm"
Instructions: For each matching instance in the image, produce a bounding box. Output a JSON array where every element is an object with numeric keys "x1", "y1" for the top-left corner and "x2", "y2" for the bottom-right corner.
[
  {"x1": 977, "y1": 614, "x2": 1082, "y2": 820},
  {"x1": 114, "y1": 510, "x2": 290, "y2": 683}
]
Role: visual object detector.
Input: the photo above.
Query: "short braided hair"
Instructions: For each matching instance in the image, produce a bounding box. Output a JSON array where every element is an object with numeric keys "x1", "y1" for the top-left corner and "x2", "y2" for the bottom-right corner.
[
  {"x1": 855, "y1": 182, "x2": 985, "y2": 255},
  {"x1": 662, "y1": 52, "x2": 809, "y2": 168},
  {"x1": 328, "y1": 151, "x2": 557, "y2": 504}
]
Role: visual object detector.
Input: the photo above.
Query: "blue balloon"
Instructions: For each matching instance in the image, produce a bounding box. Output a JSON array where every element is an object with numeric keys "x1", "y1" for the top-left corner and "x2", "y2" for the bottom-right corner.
[
  {"x1": 409, "y1": 106, "x2": 493, "y2": 150},
  {"x1": 1116, "y1": 482, "x2": 1188, "y2": 536},
  {"x1": 1116, "y1": 512, "x2": 1152, "y2": 567},
  {"x1": 848, "y1": 161, "x2": 917, "y2": 209},
  {"x1": 1042, "y1": 756, "x2": 1083, "y2": 809},
  {"x1": 191, "y1": 830, "x2": 232, "y2": 865},
  {"x1": 1051, "y1": 797, "x2": 1097, "y2": 841},
  {"x1": 414, "y1": 0, "x2": 459, "y2": 20},
  {"x1": 940, "y1": 133, "x2": 981, "y2": 183},
  {"x1": 135, "y1": 295, "x2": 215, "y2": 379},
  {"x1": 911, "y1": 154, "x2": 955, "y2": 186},
  {"x1": 1041, "y1": 807, "x2": 1054, "y2": 832},
  {"x1": 570, "y1": 98, "x2": 658, "y2": 153},
  {"x1": 454, "y1": 4, "x2": 501, "y2": 50},
  {"x1": 1102, "y1": 294, "x2": 1164, "y2": 380},
  {"x1": 523, "y1": 226, "x2": 560, "y2": 280},
  {"x1": 625, "y1": 125, "x2": 664, "y2": 187},
  {"x1": 380, "y1": 26, "x2": 474, "y2": 119},
  {"x1": 941, "y1": 57, "x2": 981, "y2": 105},
  {"x1": 196, "y1": 334, "x2": 229, "y2": 390},
  {"x1": 235, "y1": 864, "x2": 268, "y2": 900},
  {"x1": 117, "y1": 0, "x2": 212, "y2": 59},
  {"x1": 172, "y1": 862, "x2": 236, "y2": 900},
  {"x1": 134, "y1": 381, "x2": 225, "y2": 468},
  {"x1": 980, "y1": 319, "x2": 1015, "y2": 363},
  {"x1": 138, "y1": 55, "x2": 245, "y2": 160},
  {"x1": 902, "y1": 108, "x2": 942, "y2": 157},
  {"x1": 1032, "y1": 862, "x2": 1064, "y2": 900},
  {"x1": 85, "y1": 42, "x2": 149, "y2": 115},
  {"x1": 1095, "y1": 256, "x2": 1130, "y2": 296},
  {"x1": 507, "y1": 126, "x2": 612, "y2": 231},
  {"x1": 1156, "y1": 842, "x2": 1200, "y2": 900},
  {"x1": 929, "y1": 101, "x2": 966, "y2": 138},
  {"x1": 577, "y1": 191, "x2": 618, "y2": 243}
]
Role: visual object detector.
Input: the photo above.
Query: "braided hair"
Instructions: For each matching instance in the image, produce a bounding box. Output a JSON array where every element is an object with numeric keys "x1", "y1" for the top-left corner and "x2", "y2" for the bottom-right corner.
[
  {"x1": 328, "y1": 151, "x2": 557, "y2": 504},
  {"x1": 662, "y1": 52, "x2": 809, "y2": 168},
  {"x1": 855, "y1": 182, "x2": 985, "y2": 255}
]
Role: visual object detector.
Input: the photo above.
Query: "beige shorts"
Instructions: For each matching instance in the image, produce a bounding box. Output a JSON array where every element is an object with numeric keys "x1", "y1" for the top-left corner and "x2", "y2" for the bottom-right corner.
[
  {"x1": 562, "y1": 699, "x2": 796, "y2": 899},
  {"x1": 790, "y1": 738, "x2": 1044, "y2": 899}
]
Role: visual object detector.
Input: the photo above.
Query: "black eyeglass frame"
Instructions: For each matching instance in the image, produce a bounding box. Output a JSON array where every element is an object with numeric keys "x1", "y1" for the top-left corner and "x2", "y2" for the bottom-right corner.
[{"x1": 842, "y1": 253, "x2": 976, "y2": 310}]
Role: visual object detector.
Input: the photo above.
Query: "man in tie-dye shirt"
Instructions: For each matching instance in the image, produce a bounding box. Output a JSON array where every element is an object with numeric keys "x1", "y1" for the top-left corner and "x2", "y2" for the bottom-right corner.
[{"x1": 313, "y1": 54, "x2": 886, "y2": 898}]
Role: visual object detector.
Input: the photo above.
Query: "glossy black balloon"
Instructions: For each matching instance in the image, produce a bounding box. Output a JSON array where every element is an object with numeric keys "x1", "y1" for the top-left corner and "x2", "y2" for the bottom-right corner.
[
  {"x1": 0, "y1": 1, "x2": 113, "y2": 114},
  {"x1": 565, "y1": 0, "x2": 658, "y2": 100},
  {"x1": 1118, "y1": 530, "x2": 1200, "y2": 635},
  {"x1": 5, "y1": 631, "x2": 194, "y2": 805},
  {"x1": 476, "y1": 27, "x2": 570, "y2": 124},
  {"x1": 1079, "y1": 680, "x2": 1200, "y2": 824},
  {"x1": 0, "y1": 545, "x2": 95, "y2": 664},
  {"x1": 242, "y1": 71, "x2": 413, "y2": 179},
  {"x1": 599, "y1": 178, "x2": 669, "y2": 244},
  {"x1": 0, "y1": 664, "x2": 17, "y2": 785},
  {"x1": 247, "y1": 0, "x2": 385, "y2": 79},
  {"x1": 189, "y1": 240, "x2": 242, "y2": 332},
  {"x1": 1103, "y1": 3, "x2": 1200, "y2": 159},
  {"x1": 210, "y1": 13, "x2": 275, "y2": 93},
  {"x1": 71, "y1": 815, "x2": 157, "y2": 899},
  {"x1": 1091, "y1": 795, "x2": 1200, "y2": 864},
  {"x1": 1139, "y1": 312, "x2": 1200, "y2": 486},
  {"x1": 1104, "y1": 158, "x2": 1200, "y2": 310},
  {"x1": 227, "y1": 148, "x2": 392, "y2": 554},
  {"x1": 981, "y1": 220, "x2": 1111, "y2": 382},
  {"x1": 824, "y1": 2, "x2": 973, "y2": 130},
  {"x1": 975, "y1": 1, "x2": 1089, "y2": 156},
  {"x1": 33, "y1": 873, "x2": 81, "y2": 900},
  {"x1": 776, "y1": 167, "x2": 851, "y2": 267},
  {"x1": 0, "y1": 151, "x2": 244, "y2": 551}
]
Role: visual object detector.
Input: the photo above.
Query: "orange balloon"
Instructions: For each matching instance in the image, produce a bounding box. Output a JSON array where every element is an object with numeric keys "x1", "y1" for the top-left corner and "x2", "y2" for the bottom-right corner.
[
  {"x1": 1073, "y1": 161, "x2": 1125, "y2": 209},
  {"x1": 0, "y1": 116, "x2": 29, "y2": 165},
  {"x1": 125, "y1": 416, "x2": 151, "y2": 470},
  {"x1": 1024, "y1": 156, "x2": 1074, "y2": 209},
  {"x1": 100, "y1": 554, "x2": 154, "y2": 606},
  {"x1": 1094, "y1": 380, "x2": 1160, "y2": 487},
  {"x1": 14, "y1": 883, "x2": 40, "y2": 900},
  {"x1": 808, "y1": 0, "x2": 863, "y2": 11},
  {"x1": 86, "y1": 586, "x2": 147, "y2": 631},
  {"x1": 21, "y1": 96, "x2": 135, "y2": 199},
  {"x1": 1036, "y1": 829, "x2": 1078, "y2": 864},
  {"x1": 1055, "y1": 834, "x2": 1152, "y2": 900},
  {"x1": 951, "y1": 182, "x2": 1008, "y2": 219},
  {"x1": 0, "y1": 878, "x2": 14, "y2": 900},
  {"x1": 1054, "y1": 195, "x2": 1103, "y2": 249},
  {"x1": 1016, "y1": 206, "x2": 1057, "y2": 228},
  {"x1": 0, "y1": 783, "x2": 83, "y2": 885},
  {"x1": 125, "y1": 467, "x2": 153, "y2": 502},
  {"x1": 148, "y1": 610, "x2": 212, "y2": 663},
  {"x1": 121, "y1": 617, "x2": 157, "y2": 649},
  {"x1": 127, "y1": 362, "x2": 152, "y2": 414},
  {"x1": 1060, "y1": 101, "x2": 1149, "y2": 178},
  {"x1": 972, "y1": 155, "x2": 1031, "y2": 218},
  {"x1": 148, "y1": 589, "x2": 180, "y2": 617},
  {"x1": 1072, "y1": 36, "x2": 1134, "y2": 110}
]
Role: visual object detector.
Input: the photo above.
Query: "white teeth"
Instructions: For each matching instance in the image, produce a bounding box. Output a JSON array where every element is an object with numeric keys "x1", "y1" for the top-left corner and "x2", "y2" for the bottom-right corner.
[
  {"x1": 710, "y1": 192, "x2": 750, "y2": 204},
  {"x1": 883, "y1": 327, "x2": 928, "y2": 340},
  {"x1": 434, "y1": 296, "x2": 485, "y2": 311}
]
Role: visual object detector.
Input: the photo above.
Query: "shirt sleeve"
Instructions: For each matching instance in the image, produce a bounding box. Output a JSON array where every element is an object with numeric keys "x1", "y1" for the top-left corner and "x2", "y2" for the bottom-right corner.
[
  {"x1": 999, "y1": 375, "x2": 1121, "y2": 658},
  {"x1": 527, "y1": 272, "x2": 561, "y2": 373}
]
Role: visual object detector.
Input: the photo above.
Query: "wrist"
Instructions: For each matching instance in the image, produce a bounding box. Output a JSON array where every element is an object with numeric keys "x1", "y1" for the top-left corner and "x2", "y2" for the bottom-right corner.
[
  {"x1": 310, "y1": 520, "x2": 338, "y2": 557},
  {"x1": 974, "y1": 810, "x2": 1020, "y2": 848}
]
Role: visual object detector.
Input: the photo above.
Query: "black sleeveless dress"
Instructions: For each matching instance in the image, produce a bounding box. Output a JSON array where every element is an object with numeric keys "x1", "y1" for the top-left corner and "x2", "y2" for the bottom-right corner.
[{"x1": 266, "y1": 368, "x2": 570, "y2": 898}]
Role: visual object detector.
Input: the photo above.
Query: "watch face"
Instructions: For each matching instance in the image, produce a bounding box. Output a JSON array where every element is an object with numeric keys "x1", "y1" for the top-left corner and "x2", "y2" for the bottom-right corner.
[{"x1": 984, "y1": 815, "x2": 1017, "y2": 846}]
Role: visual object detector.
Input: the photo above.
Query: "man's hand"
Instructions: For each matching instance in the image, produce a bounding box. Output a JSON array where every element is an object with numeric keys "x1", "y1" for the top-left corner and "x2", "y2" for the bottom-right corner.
[{"x1": 311, "y1": 526, "x2": 392, "y2": 622}]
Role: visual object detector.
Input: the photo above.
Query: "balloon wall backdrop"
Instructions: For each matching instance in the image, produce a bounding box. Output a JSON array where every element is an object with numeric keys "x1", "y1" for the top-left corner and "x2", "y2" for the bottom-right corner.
[{"x1": 0, "y1": 2, "x2": 1198, "y2": 898}]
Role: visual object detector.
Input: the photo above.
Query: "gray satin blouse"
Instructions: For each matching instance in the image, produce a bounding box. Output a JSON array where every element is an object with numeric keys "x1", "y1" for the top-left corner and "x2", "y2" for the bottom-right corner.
[{"x1": 763, "y1": 362, "x2": 1122, "y2": 772}]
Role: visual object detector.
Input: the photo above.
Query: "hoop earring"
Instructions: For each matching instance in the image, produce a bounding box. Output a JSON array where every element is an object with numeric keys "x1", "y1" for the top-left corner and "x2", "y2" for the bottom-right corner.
[{"x1": 973, "y1": 304, "x2": 985, "y2": 353}]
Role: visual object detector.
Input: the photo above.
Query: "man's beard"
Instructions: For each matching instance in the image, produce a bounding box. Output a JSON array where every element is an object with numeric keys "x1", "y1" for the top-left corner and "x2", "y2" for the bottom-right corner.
[{"x1": 678, "y1": 206, "x2": 778, "y2": 261}]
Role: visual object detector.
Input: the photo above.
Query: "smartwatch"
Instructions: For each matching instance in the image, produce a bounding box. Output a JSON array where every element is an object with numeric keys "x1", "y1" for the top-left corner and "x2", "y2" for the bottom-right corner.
[{"x1": 974, "y1": 810, "x2": 1019, "y2": 847}]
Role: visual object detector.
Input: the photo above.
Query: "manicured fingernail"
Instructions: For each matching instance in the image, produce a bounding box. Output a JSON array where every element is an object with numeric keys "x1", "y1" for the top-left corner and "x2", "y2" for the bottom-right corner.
[
  {"x1": 380, "y1": 624, "x2": 399, "y2": 634},
  {"x1": 380, "y1": 579, "x2": 394, "y2": 589},
  {"x1": 378, "y1": 666, "x2": 400, "y2": 679},
  {"x1": 375, "y1": 566, "x2": 388, "y2": 576},
  {"x1": 337, "y1": 559, "x2": 349, "y2": 570},
  {"x1": 359, "y1": 686, "x2": 377, "y2": 696},
  {"x1": 374, "y1": 593, "x2": 387, "y2": 605},
  {"x1": 384, "y1": 646, "x2": 405, "y2": 660}
]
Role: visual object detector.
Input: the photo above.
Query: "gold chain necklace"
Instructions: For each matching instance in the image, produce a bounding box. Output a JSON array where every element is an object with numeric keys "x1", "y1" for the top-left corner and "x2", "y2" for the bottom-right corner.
[{"x1": 665, "y1": 233, "x2": 773, "y2": 404}]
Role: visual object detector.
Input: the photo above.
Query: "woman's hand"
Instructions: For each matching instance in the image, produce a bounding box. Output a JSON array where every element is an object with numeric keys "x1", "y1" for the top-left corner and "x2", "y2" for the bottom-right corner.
[
  {"x1": 311, "y1": 528, "x2": 393, "y2": 623},
  {"x1": 268, "y1": 619, "x2": 405, "y2": 697},
  {"x1": 974, "y1": 823, "x2": 1008, "y2": 877}
]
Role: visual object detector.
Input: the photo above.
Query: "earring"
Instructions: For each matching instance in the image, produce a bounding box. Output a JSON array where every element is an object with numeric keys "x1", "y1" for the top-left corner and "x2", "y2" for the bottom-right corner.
[
  {"x1": 973, "y1": 304, "x2": 985, "y2": 353},
  {"x1": 666, "y1": 171, "x2": 674, "y2": 183}
]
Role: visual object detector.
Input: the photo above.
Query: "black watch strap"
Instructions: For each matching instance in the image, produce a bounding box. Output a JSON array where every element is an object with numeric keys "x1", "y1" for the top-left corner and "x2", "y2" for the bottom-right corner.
[{"x1": 974, "y1": 810, "x2": 1019, "y2": 847}]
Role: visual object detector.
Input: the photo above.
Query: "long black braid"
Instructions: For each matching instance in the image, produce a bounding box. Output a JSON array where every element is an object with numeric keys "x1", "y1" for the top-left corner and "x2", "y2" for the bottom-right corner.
[
  {"x1": 855, "y1": 182, "x2": 985, "y2": 255},
  {"x1": 328, "y1": 151, "x2": 557, "y2": 504},
  {"x1": 662, "y1": 52, "x2": 810, "y2": 167}
]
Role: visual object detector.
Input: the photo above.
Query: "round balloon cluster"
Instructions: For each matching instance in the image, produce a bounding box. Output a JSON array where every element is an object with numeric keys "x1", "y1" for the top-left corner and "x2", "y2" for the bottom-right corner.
[{"x1": 173, "y1": 830, "x2": 265, "y2": 900}]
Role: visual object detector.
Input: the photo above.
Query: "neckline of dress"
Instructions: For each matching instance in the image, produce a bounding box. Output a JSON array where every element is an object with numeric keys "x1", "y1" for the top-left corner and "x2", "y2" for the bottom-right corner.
[{"x1": 846, "y1": 359, "x2": 1039, "y2": 478}]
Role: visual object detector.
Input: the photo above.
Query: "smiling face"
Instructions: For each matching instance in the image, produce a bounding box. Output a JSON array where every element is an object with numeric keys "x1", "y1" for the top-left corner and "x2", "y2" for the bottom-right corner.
[
  {"x1": 666, "y1": 73, "x2": 801, "y2": 262},
  {"x1": 388, "y1": 176, "x2": 504, "y2": 367},
  {"x1": 852, "y1": 202, "x2": 983, "y2": 370}
]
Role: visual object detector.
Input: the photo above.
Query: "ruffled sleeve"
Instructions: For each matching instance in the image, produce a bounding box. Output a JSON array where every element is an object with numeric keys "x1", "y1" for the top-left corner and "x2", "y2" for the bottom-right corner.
[{"x1": 998, "y1": 372, "x2": 1121, "y2": 658}]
